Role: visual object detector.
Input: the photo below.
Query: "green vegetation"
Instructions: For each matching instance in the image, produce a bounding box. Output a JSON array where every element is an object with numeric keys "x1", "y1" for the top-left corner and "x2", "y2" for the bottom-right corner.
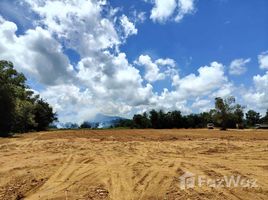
[
  {"x1": 214, "y1": 96, "x2": 245, "y2": 130},
  {"x1": 115, "y1": 97, "x2": 268, "y2": 130},
  {"x1": 0, "y1": 60, "x2": 57, "y2": 136},
  {"x1": 246, "y1": 110, "x2": 261, "y2": 127}
]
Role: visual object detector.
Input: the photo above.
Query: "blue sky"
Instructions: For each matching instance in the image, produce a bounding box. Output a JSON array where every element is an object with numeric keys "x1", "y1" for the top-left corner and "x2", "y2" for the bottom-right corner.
[
  {"x1": 0, "y1": 0, "x2": 268, "y2": 123},
  {"x1": 120, "y1": 0, "x2": 268, "y2": 79}
]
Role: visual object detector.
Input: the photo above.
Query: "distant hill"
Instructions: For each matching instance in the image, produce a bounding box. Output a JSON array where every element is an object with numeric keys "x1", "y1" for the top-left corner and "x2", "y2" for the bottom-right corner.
[
  {"x1": 57, "y1": 114, "x2": 126, "y2": 129},
  {"x1": 87, "y1": 114, "x2": 126, "y2": 128}
]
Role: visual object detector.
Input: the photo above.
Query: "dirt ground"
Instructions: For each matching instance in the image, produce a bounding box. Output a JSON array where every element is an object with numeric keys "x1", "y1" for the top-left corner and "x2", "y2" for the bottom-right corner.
[{"x1": 0, "y1": 129, "x2": 267, "y2": 200}]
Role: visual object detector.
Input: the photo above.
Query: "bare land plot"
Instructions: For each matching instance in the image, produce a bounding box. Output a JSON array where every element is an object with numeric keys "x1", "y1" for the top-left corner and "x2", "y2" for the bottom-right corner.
[{"x1": 0, "y1": 129, "x2": 267, "y2": 200}]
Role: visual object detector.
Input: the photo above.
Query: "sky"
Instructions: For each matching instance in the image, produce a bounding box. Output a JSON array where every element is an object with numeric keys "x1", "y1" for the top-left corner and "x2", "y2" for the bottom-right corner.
[{"x1": 0, "y1": 0, "x2": 268, "y2": 123}]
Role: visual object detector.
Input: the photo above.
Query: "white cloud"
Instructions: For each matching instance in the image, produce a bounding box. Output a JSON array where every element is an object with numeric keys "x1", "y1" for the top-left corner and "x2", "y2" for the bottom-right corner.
[
  {"x1": 150, "y1": 0, "x2": 177, "y2": 23},
  {"x1": 175, "y1": 0, "x2": 196, "y2": 22},
  {"x1": 135, "y1": 55, "x2": 177, "y2": 82},
  {"x1": 258, "y1": 51, "x2": 268, "y2": 70},
  {"x1": 0, "y1": 18, "x2": 74, "y2": 85},
  {"x1": 243, "y1": 72, "x2": 268, "y2": 111},
  {"x1": 137, "y1": 61, "x2": 232, "y2": 114},
  {"x1": 17, "y1": 0, "x2": 156, "y2": 121},
  {"x1": 77, "y1": 52, "x2": 154, "y2": 107},
  {"x1": 25, "y1": 0, "x2": 120, "y2": 57},
  {"x1": 0, "y1": 1, "x2": 152, "y2": 122},
  {"x1": 229, "y1": 58, "x2": 250, "y2": 75},
  {"x1": 192, "y1": 98, "x2": 212, "y2": 112},
  {"x1": 132, "y1": 11, "x2": 146, "y2": 23},
  {"x1": 149, "y1": 0, "x2": 195, "y2": 23},
  {"x1": 120, "y1": 15, "x2": 138, "y2": 38},
  {"x1": 40, "y1": 80, "x2": 153, "y2": 124},
  {"x1": 136, "y1": 88, "x2": 191, "y2": 114},
  {"x1": 253, "y1": 72, "x2": 268, "y2": 91},
  {"x1": 212, "y1": 83, "x2": 234, "y2": 98},
  {"x1": 155, "y1": 58, "x2": 176, "y2": 67},
  {"x1": 173, "y1": 62, "x2": 227, "y2": 97},
  {"x1": 136, "y1": 55, "x2": 165, "y2": 82},
  {"x1": 40, "y1": 84, "x2": 96, "y2": 123}
]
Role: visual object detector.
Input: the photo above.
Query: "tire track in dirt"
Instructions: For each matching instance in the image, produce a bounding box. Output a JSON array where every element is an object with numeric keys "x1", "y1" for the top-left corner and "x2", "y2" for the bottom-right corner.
[
  {"x1": 1, "y1": 130, "x2": 267, "y2": 200},
  {"x1": 25, "y1": 154, "x2": 75, "y2": 199},
  {"x1": 26, "y1": 153, "x2": 107, "y2": 199},
  {"x1": 101, "y1": 143, "x2": 181, "y2": 200}
]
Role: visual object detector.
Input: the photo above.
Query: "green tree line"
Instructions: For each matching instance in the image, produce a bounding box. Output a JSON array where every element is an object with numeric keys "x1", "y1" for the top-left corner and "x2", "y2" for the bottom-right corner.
[
  {"x1": 0, "y1": 61, "x2": 57, "y2": 137},
  {"x1": 115, "y1": 97, "x2": 268, "y2": 130}
]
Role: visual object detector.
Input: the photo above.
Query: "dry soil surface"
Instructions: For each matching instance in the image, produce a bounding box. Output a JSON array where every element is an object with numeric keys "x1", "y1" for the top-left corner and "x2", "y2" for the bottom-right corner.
[{"x1": 0, "y1": 129, "x2": 267, "y2": 200}]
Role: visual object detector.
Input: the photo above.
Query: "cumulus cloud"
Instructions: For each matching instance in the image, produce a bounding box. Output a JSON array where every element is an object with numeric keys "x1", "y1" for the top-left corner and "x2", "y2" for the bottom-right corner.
[
  {"x1": 39, "y1": 50, "x2": 156, "y2": 123},
  {"x1": 192, "y1": 98, "x2": 212, "y2": 112},
  {"x1": 258, "y1": 51, "x2": 268, "y2": 70},
  {"x1": 41, "y1": 84, "x2": 137, "y2": 124},
  {"x1": 155, "y1": 58, "x2": 176, "y2": 67},
  {"x1": 254, "y1": 72, "x2": 268, "y2": 91},
  {"x1": 25, "y1": 0, "x2": 120, "y2": 57},
  {"x1": 150, "y1": 0, "x2": 177, "y2": 23},
  {"x1": 149, "y1": 0, "x2": 195, "y2": 23},
  {"x1": 212, "y1": 83, "x2": 234, "y2": 98},
  {"x1": 175, "y1": 0, "x2": 196, "y2": 22},
  {"x1": 77, "y1": 52, "x2": 154, "y2": 107},
  {"x1": 135, "y1": 88, "x2": 191, "y2": 114},
  {"x1": 136, "y1": 55, "x2": 165, "y2": 82},
  {"x1": 16, "y1": 0, "x2": 155, "y2": 120},
  {"x1": 229, "y1": 58, "x2": 250, "y2": 75},
  {"x1": 173, "y1": 62, "x2": 228, "y2": 97},
  {"x1": 242, "y1": 51, "x2": 268, "y2": 112},
  {"x1": 139, "y1": 61, "x2": 232, "y2": 114},
  {"x1": 0, "y1": 18, "x2": 74, "y2": 85},
  {"x1": 120, "y1": 15, "x2": 138, "y2": 38},
  {"x1": 135, "y1": 55, "x2": 177, "y2": 82},
  {"x1": 40, "y1": 84, "x2": 96, "y2": 123},
  {"x1": 0, "y1": 1, "x2": 151, "y2": 122},
  {"x1": 242, "y1": 72, "x2": 268, "y2": 112}
]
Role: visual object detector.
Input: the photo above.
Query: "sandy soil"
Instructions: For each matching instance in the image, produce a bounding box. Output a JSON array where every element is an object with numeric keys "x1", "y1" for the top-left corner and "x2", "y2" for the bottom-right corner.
[{"x1": 0, "y1": 129, "x2": 267, "y2": 200}]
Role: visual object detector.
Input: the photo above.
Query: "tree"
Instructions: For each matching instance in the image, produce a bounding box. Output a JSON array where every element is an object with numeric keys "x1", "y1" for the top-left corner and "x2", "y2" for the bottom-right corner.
[
  {"x1": 34, "y1": 99, "x2": 57, "y2": 131},
  {"x1": 200, "y1": 111, "x2": 214, "y2": 127},
  {"x1": 170, "y1": 110, "x2": 183, "y2": 128},
  {"x1": 0, "y1": 61, "x2": 27, "y2": 135},
  {"x1": 261, "y1": 109, "x2": 268, "y2": 123},
  {"x1": 0, "y1": 60, "x2": 57, "y2": 136},
  {"x1": 13, "y1": 99, "x2": 37, "y2": 133},
  {"x1": 0, "y1": 83, "x2": 15, "y2": 135},
  {"x1": 63, "y1": 122, "x2": 79, "y2": 129},
  {"x1": 158, "y1": 110, "x2": 166, "y2": 129},
  {"x1": 233, "y1": 104, "x2": 245, "y2": 128},
  {"x1": 149, "y1": 109, "x2": 159, "y2": 129},
  {"x1": 114, "y1": 119, "x2": 134, "y2": 128},
  {"x1": 214, "y1": 97, "x2": 236, "y2": 130},
  {"x1": 133, "y1": 112, "x2": 151, "y2": 128},
  {"x1": 80, "y1": 121, "x2": 92, "y2": 129},
  {"x1": 246, "y1": 110, "x2": 261, "y2": 127},
  {"x1": 183, "y1": 114, "x2": 204, "y2": 128}
]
